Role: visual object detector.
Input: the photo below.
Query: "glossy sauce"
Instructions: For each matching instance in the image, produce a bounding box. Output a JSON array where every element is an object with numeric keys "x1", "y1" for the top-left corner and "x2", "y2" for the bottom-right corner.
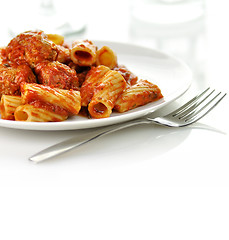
[{"x1": 23, "y1": 90, "x2": 68, "y2": 116}]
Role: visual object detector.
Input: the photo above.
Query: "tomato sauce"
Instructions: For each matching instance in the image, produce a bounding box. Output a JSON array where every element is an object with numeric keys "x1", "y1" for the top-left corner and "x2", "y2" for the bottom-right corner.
[{"x1": 22, "y1": 89, "x2": 68, "y2": 116}]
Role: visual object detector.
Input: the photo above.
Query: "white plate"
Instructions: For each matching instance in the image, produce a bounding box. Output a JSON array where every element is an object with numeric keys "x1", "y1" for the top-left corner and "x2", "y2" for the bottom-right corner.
[{"x1": 0, "y1": 41, "x2": 192, "y2": 131}]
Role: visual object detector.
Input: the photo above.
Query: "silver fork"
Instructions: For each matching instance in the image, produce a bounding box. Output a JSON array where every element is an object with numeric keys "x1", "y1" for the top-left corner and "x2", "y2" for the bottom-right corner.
[{"x1": 29, "y1": 88, "x2": 227, "y2": 163}]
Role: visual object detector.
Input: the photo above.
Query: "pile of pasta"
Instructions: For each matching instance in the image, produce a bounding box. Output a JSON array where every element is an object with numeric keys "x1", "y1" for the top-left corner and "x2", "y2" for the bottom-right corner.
[{"x1": 0, "y1": 30, "x2": 163, "y2": 122}]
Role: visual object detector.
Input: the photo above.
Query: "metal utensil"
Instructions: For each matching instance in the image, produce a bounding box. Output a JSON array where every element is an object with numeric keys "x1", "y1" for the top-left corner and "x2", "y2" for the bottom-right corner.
[{"x1": 29, "y1": 88, "x2": 226, "y2": 163}]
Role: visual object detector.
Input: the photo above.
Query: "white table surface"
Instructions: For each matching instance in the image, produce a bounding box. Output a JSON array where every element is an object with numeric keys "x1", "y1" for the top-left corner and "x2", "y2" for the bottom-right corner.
[{"x1": 0, "y1": 1, "x2": 228, "y2": 239}]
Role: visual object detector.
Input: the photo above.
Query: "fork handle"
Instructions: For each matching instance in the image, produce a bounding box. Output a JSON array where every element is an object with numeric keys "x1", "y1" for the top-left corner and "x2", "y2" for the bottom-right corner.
[{"x1": 29, "y1": 117, "x2": 150, "y2": 163}]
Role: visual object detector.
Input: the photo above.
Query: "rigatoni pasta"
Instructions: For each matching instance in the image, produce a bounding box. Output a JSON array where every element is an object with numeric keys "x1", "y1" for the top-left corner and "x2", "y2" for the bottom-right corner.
[
  {"x1": 88, "y1": 70, "x2": 126, "y2": 118},
  {"x1": 14, "y1": 104, "x2": 68, "y2": 122},
  {"x1": 0, "y1": 95, "x2": 22, "y2": 120},
  {"x1": 80, "y1": 65, "x2": 110, "y2": 106},
  {"x1": 21, "y1": 83, "x2": 81, "y2": 116},
  {"x1": 0, "y1": 30, "x2": 163, "y2": 122},
  {"x1": 114, "y1": 79, "x2": 163, "y2": 113},
  {"x1": 47, "y1": 33, "x2": 64, "y2": 45},
  {"x1": 2, "y1": 83, "x2": 81, "y2": 122},
  {"x1": 96, "y1": 46, "x2": 117, "y2": 69},
  {"x1": 70, "y1": 40, "x2": 97, "y2": 66}
]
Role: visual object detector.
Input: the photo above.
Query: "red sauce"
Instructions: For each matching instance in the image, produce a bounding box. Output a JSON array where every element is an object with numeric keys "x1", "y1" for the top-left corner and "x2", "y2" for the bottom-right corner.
[
  {"x1": 23, "y1": 90, "x2": 68, "y2": 116},
  {"x1": 78, "y1": 106, "x2": 91, "y2": 118},
  {"x1": 113, "y1": 65, "x2": 138, "y2": 85},
  {"x1": 75, "y1": 51, "x2": 92, "y2": 61},
  {"x1": 93, "y1": 102, "x2": 107, "y2": 114},
  {"x1": 31, "y1": 100, "x2": 68, "y2": 116}
]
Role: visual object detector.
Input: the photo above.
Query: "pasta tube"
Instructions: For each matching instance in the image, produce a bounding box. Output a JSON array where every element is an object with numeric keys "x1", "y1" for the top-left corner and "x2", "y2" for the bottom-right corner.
[
  {"x1": 96, "y1": 46, "x2": 117, "y2": 69},
  {"x1": 70, "y1": 40, "x2": 97, "y2": 66},
  {"x1": 21, "y1": 83, "x2": 81, "y2": 115},
  {"x1": 0, "y1": 95, "x2": 22, "y2": 120},
  {"x1": 47, "y1": 33, "x2": 64, "y2": 45},
  {"x1": 80, "y1": 65, "x2": 110, "y2": 106},
  {"x1": 114, "y1": 79, "x2": 163, "y2": 113},
  {"x1": 88, "y1": 70, "x2": 126, "y2": 118},
  {"x1": 15, "y1": 104, "x2": 68, "y2": 122}
]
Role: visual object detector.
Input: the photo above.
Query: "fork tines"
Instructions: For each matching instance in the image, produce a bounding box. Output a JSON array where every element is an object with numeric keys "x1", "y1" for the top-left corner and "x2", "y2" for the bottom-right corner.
[{"x1": 171, "y1": 87, "x2": 227, "y2": 123}]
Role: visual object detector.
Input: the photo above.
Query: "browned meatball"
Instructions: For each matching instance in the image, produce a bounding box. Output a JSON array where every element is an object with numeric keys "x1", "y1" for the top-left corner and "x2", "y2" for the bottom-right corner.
[
  {"x1": 56, "y1": 45, "x2": 71, "y2": 64},
  {"x1": 0, "y1": 64, "x2": 37, "y2": 97},
  {"x1": 5, "y1": 30, "x2": 58, "y2": 68},
  {"x1": 35, "y1": 61, "x2": 79, "y2": 90},
  {"x1": 0, "y1": 47, "x2": 7, "y2": 64}
]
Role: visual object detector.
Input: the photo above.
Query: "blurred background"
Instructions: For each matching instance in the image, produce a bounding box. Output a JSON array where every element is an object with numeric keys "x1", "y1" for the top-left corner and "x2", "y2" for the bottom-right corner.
[{"x1": 0, "y1": 0, "x2": 228, "y2": 91}]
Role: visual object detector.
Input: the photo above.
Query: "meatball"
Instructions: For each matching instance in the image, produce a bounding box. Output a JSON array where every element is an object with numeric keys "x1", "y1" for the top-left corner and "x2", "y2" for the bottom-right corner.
[
  {"x1": 56, "y1": 45, "x2": 71, "y2": 64},
  {"x1": 0, "y1": 47, "x2": 7, "y2": 64},
  {"x1": 0, "y1": 64, "x2": 37, "y2": 97},
  {"x1": 5, "y1": 30, "x2": 58, "y2": 68},
  {"x1": 35, "y1": 61, "x2": 79, "y2": 90}
]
